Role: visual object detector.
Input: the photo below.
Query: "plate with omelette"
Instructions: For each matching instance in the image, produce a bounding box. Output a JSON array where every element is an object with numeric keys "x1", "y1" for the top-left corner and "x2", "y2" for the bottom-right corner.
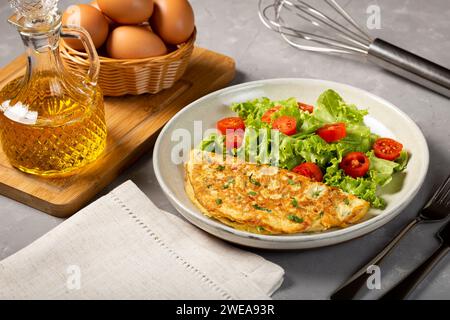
[{"x1": 154, "y1": 79, "x2": 429, "y2": 249}]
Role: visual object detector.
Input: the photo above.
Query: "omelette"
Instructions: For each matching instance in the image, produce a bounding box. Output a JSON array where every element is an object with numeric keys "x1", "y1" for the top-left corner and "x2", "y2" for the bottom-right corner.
[{"x1": 185, "y1": 150, "x2": 370, "y2": 235}]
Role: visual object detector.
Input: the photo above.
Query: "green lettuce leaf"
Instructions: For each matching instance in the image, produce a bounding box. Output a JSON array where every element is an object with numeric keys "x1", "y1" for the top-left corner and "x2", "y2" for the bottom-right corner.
[
  {"x1": 198, "y1": 133, "x2": 226, "y2": 156},
  {"x1": 324, "y1": 159, "x2": 386, "y2": 209},
  {"x1": 314, "y1": 89, "x2": 368, "y2": 124},
  {"x1": 231, "y1": 97, "x2": 313, "y2": 131},
  {"x1": 368, "y1": 151, "x2": 400, "y2": 186},
  {"x1": 395, "y1": 150, "x2": 409, "y2": 172}
]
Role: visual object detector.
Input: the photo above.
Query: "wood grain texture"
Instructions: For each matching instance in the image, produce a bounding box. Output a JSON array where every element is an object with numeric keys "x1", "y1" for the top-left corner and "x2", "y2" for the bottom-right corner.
[{"x1": 0, "y1": 47, "x2": 236, "y2": 217}]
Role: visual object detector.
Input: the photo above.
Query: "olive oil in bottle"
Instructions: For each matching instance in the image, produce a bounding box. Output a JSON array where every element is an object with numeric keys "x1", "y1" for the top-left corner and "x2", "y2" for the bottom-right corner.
[{"x1": 0, "y1": 0, "x2": 107, "y2": 177}]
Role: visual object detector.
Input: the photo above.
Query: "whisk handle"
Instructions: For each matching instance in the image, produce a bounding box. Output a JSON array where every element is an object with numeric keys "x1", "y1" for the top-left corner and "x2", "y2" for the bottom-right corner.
[{"x1": 368, "y1": 38, "x2": 450, "y2": 98}]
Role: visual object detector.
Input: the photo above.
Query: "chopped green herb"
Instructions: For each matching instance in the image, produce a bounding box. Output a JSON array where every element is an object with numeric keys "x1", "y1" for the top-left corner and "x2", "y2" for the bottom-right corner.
[
  {"x1": 249, "y1": 174, "x2": 261, "y2": 187},
  {"x1": 248, "y1": 191, "x2": 258, "y2": 196},
  {"x1": 222, "y1": 178, "x2": 235, "y2": 189},
  {"x1": 291, "y1": 197, "x2": 299, "y2": 208},
  {"x1": 319, "y1": 211, "x2": 324, "y2": 218},
  {"x1": 287, "y1": 215, "x2": 304, "y2": 223},
  {"x1": 288, "y1": 178, "x2": 301, "y2": 186},
  {"x1": 215, "y1": 199, "x2": 223, "y2": 205},
  {"x1": 312, "y1": 191, "x2": 321, "y2": 198},
  {"x1": 217, "y1": 165, "x2": 225, "y2": 171},
  {"x1": 253, "y1": 204, "x2": 272, "y2": 213},
  {"x1": 256, "y1": 226, "x2": 265, "y2": 232},
  {"x1": 344, "y1": 199, "x2": 350, "y2": 205}
]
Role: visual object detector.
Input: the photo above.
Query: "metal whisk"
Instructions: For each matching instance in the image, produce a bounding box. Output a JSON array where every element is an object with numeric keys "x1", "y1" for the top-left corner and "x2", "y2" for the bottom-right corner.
[{"x1": 259, "y1": 0, "x2": 450, "y2": 98}]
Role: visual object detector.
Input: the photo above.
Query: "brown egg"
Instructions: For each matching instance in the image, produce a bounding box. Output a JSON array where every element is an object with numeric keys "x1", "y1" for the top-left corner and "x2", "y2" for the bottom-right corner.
[
  {"x1": 150, "y1": 0, "x2": 195, "y2": 45},
  {"x1": 106, "y1": 26, "x2": 167, "y2": 59},
  {"x1": 89, "y1": 0, "x2": 114, "y2": 26},
  {"x1": 90, "y1": 0, "x2": 101, "y2": 10},
  {"x1": 97, "y1": 0, "x2": 154, "y2": 25},
  {"x1": 62, "y1": 4, "x2": 109, "y2": 50}
]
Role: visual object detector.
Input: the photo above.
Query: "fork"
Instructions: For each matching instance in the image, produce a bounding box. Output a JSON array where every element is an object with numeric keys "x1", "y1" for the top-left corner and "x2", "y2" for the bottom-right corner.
[
  {"x1": 331, "y1": 174, "x2": 450, "y2": 300},
  {"x1": 380, "y1": 219, "x2": 450, "y2": 299}
]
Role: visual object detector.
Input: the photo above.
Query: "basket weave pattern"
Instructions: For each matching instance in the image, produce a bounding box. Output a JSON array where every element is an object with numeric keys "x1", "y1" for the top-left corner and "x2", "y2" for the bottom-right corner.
[{"x1": 60, "y1": 30, "x2": 196, "y2": 96}]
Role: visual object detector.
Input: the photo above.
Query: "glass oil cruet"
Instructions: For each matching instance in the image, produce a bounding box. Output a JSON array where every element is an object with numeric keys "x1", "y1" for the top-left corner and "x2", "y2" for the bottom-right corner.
[{"x1": 0, "y1": 0, "x2": 107, "y2": 177}]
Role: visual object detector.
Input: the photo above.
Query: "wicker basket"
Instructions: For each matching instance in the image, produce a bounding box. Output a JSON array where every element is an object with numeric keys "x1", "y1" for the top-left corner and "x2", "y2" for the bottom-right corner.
[{"x1": 60, "y1": 30, "x2": 196, "y2": 96}]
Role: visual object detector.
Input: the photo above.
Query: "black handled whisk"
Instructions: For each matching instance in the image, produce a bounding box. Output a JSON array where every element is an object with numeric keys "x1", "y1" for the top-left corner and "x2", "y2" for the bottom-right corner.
[{"x1": 259, "y1": 0, "x2": 450, "y2": 98}]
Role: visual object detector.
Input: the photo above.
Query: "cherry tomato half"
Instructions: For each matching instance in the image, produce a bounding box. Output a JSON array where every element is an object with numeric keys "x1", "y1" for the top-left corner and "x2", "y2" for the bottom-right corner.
[
  {"x1": 316, "y1": 123, "x2": 347, "y2": 143},
  {"x1": 373, "y1": 138, "x2": 403, "y2": 161},
  {"x1": 340, "y1": 152, "x2": 370, "y2": 178},
  {"x1": 261, "y1": 106, "x2": 282, "y2": 124},
  {"x1": 272, "y1": 116, "x2": 297, "y2": 136},
  {"x1": 216, "y1": 117, "x2": 245, "y2": 135},
  {"x1": 225, "y1": 131, "x2": 244, "y2": 150},
  {"x1": 292, "y1": 163, "x2": 323, "y2": 182},
  {"x1": 298, "y1": 102, "x2": 314, "y2": 113}
]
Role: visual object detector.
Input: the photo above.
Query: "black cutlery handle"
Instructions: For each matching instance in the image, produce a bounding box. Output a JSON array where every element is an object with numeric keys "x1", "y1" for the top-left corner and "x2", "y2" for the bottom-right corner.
[
  {"x1": 380, "y1": 244, "x2": 449, "y2": 300},
  {"x1": 331, "y1": 218, "x2": 420, "y2": 300}
]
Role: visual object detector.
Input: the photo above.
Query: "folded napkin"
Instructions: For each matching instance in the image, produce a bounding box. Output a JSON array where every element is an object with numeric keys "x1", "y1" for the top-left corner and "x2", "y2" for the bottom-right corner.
[{"x1": 0, "y1": 181, "x2": 284, "y2": 300}]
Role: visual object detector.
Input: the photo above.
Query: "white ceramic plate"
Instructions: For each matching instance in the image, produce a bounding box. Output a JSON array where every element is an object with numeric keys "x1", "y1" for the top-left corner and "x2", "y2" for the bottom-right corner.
[{"x1": 153, "y1": 79, "x2": 429, "y2": 249}]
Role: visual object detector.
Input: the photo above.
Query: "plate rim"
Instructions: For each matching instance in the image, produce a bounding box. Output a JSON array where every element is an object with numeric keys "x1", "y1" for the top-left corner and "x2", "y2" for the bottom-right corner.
[{"x1": 153, "y1": 78, "x2": 430, "y2": 245}]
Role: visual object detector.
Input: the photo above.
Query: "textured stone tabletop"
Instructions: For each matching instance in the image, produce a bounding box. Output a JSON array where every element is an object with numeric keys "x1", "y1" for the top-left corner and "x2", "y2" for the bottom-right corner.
[{"x1": 0, "y1": 0, "x2": 449, "y2": 300}]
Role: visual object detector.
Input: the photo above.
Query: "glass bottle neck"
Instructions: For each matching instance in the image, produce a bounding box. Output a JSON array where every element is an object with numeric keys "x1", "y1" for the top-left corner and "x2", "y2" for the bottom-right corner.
[
  {"x1": 19, "y1": 23, "x2": 64, "y2": 78},
  {"x1": 6, "y1": 13, "x2": 98, "y2": 108}
]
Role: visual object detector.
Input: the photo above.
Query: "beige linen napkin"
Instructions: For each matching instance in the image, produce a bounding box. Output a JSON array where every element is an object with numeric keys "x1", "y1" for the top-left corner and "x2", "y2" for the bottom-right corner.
[{"x1": 0, "y1": 180, "x2": 284, "y2": 300}]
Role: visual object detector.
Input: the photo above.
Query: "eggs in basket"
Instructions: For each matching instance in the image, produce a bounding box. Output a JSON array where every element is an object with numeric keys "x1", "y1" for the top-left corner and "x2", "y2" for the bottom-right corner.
[
  {"x1": 60, "y1": 0, "x2": 196, "y2": 96},
  {"x1": 62, "y1": 0, "x2": 195, "y2": 59}
]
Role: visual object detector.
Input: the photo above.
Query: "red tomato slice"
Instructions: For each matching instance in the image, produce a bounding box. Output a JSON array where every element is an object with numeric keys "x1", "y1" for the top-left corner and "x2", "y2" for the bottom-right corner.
[
  {"x1": 292, "y1": 163, "x2": 323, "y2": 182},
  {"x1": 316, "y1": 123, "x2": 347, "y2": 143},
  {"x1": 216, "y1": 117, "x2": 245, "y2": 135},
  {"x1": 373, "y1": 138, "x2": 403, "y2": 161},
  {"x1": 298, "y1": 102, "x2": 314, "y2": 113},
  {"x1": 272, "y1": 116, "x2": 297, "y2": 136},
  {"x1": 225, "y1": 131, "x2": 244, "y2": 150},
  {"x1": 261, "y1": 106, "x2": 282, "y2": 124},
  {"x1": 340, "y1": 152, "x2": 370, "y2": 178}
]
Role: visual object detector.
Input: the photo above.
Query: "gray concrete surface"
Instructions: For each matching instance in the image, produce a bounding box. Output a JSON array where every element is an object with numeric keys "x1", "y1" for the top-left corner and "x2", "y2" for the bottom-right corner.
[{"x1": 0, "y1": 0, "x2": 449, "y2": 300}]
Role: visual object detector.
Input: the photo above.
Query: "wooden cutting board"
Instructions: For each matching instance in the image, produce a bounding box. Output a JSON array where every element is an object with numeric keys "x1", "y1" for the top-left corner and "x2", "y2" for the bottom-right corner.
[{"x1": 0, "y1": 47, "x2": 235, "y2": 217}]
